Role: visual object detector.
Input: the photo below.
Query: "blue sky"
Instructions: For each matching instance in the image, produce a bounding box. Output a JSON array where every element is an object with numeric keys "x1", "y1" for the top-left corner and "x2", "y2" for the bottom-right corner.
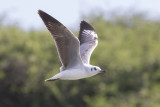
[{"x1": 0, "y1": 0, "x2": 160, "y2": 30}]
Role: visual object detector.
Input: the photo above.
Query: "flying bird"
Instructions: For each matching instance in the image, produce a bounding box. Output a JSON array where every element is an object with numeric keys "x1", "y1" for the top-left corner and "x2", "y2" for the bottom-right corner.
[{"x1": 38, "y1": 10, "x2": 106, "y2": 81}]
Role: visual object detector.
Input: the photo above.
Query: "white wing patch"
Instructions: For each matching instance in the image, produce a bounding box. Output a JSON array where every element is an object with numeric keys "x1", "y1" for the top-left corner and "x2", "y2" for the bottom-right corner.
[
  {"x1": 80, "y1": 40, "x2": 98, "y2": 64},
  {"x1": 78, "y1": 21, "x2": 98, "y2": 64},
  {"x1": 82, "y1": 30, "x2": 98, "y2": 40}
]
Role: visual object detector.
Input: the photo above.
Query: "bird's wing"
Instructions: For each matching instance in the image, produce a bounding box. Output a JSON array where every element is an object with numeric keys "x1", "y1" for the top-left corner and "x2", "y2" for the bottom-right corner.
[
  {"x1": 78, "y1": 21, "x2": 98, "y2": 64},
  {"x1": 38, "y1": 10, "x2": 83, "y2": 69}
]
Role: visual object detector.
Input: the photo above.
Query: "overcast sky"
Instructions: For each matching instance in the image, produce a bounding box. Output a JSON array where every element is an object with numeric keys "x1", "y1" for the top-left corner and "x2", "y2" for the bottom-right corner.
[{"x1": 0, "y1": 0, "x2": 160, "y2": 30}]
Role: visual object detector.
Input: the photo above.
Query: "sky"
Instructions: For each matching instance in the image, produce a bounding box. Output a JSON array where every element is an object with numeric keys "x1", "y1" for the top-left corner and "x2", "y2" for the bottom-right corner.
[{"x1": 0, "y1": 0, "x2": 160, "y2": 30}]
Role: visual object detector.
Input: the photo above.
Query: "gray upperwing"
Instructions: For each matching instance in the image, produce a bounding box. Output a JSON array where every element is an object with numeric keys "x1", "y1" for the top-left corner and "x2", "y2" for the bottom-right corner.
[{"x1": 38, "y1": 10, "x2": 83, "y2": 69}]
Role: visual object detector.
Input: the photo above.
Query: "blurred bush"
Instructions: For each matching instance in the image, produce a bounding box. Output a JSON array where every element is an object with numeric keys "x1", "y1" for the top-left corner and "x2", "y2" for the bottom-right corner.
[{"x1": 0, "y1": 14, "x2": 160, "y2": 107}]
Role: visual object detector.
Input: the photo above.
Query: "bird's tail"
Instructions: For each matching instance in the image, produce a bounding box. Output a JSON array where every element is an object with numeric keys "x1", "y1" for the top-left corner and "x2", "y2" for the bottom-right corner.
[{"x1": 45, "y1": 78, "x2": 59, "y2": 82}]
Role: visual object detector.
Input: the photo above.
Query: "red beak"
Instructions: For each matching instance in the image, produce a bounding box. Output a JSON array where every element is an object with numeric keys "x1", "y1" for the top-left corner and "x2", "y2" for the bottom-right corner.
[{"x1": 100, "y1": 70, "x2": 106, "y2": 73}]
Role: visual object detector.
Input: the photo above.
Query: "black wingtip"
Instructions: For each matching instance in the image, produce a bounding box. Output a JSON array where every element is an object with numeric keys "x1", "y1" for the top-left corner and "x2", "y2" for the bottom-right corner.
[
  {"x1": 38, "y1": 9, "x2": 63, "y2": 31},
  {"x1": 38, "y1": 9, "x2": 42, "y2": 14},
  {"x1": 38, "y1": 9, "x2": 47, "y2": 18},
  {"x1": 38, "y1": 9, "x2": 53, "y2": 22},
  {"x1": 80, "y1": 20, "x2": 95, "y2": 31}
]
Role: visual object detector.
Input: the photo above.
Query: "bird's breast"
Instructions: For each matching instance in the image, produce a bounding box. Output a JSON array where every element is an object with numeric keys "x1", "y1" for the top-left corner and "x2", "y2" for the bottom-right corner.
[{"x1": 59, "y1": 68, "x2": 90, "y2": 80}]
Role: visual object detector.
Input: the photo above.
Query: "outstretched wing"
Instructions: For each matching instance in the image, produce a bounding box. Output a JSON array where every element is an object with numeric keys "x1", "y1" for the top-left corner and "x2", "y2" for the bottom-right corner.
[
  {"x1": 38, "y1": 10, "x2": 83, "y2": 69},
  {"x1": 78, "y1": 21, "x2": 98, "y2": 64}
]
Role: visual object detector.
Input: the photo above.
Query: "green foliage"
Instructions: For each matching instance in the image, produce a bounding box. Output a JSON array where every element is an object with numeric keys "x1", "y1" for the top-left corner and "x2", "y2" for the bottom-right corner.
[{"x1": 0, "y1": 14, "x2": 160, "y2": 107}]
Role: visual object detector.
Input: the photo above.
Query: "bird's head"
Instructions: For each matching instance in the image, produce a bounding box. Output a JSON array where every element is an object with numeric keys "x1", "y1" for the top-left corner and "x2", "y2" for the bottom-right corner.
[{"x1": 89, "y1": 65, "x2": 106, "y2": 75}]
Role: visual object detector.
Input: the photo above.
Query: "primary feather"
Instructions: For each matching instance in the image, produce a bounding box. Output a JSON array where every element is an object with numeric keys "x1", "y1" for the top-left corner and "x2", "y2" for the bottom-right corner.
[
  {"x1": 78, "y1": 21, "x2": 98, "y2": 64},
  {"x1": 38, "y1": 10, "x2": 83, "y2": 70}
]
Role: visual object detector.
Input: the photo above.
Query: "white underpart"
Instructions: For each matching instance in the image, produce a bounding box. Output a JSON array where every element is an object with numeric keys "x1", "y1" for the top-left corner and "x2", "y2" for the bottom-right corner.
[{"x1": 49, "y1": 64, "x2": 99, "y2": 80}]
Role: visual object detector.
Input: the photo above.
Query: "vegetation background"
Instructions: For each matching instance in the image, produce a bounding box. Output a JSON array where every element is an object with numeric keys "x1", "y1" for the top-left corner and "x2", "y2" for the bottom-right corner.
[{"x1": 0, "y1": 10, "x2": 160, "y2": 107}]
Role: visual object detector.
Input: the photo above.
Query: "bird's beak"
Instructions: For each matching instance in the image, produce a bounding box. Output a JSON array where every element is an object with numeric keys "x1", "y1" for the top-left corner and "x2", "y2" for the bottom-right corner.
[{"x1": 100, "y1": 70, "x2": 106, "y2": 73}]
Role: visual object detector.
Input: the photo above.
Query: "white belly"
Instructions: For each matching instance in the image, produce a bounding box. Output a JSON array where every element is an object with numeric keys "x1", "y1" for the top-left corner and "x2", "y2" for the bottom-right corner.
[{"x1": 57, "y1": 69, "x2": 91, "y2": 80}]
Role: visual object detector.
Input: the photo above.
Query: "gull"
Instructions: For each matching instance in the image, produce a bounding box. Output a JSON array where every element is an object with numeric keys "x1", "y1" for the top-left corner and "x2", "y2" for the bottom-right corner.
[{"x1": 38, "y1": 10, "x2": 106, "y2": 81}]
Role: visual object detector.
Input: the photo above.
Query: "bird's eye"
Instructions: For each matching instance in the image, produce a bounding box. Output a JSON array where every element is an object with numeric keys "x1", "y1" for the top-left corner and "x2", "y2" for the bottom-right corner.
[{"x1": 94, "y1": 67, "x2": 97, "y2": 70}]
